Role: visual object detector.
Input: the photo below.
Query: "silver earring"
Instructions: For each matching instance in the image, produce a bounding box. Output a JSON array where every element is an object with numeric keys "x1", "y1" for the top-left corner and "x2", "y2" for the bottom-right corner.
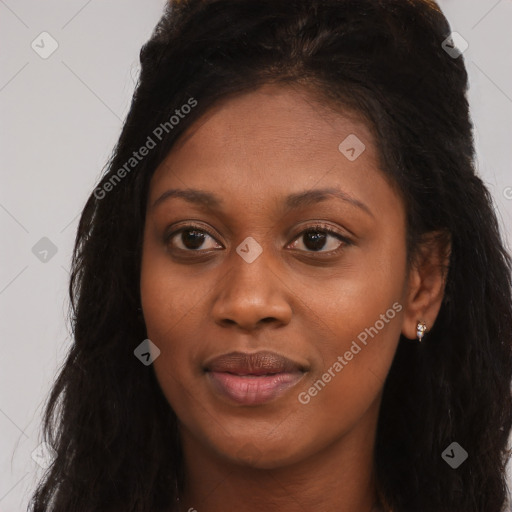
[{"x1": 416, "y1": 321, "x2": 427, "y2": 342}]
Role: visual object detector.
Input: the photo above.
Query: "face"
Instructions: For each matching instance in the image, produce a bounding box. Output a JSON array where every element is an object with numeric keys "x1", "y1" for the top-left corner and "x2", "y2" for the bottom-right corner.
[{"x1": 140, "y1": 83, "x2": 409, "y2": 470}]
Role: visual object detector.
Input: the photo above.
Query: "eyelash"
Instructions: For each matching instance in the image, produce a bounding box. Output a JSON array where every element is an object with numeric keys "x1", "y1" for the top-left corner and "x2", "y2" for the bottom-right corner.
[{"x1": 164, "y1": 222, "x2": 352, "y2": 257}]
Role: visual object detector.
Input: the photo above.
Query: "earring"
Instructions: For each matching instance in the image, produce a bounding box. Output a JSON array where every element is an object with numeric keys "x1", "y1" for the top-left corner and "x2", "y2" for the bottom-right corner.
[{"x1": 416, "y1": 321, "x2": 427, "y2": 342}]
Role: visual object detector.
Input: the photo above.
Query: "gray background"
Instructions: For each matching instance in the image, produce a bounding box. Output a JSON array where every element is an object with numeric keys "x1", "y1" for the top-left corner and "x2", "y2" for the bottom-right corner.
[{"x1": 1, "y1": 0, "x2": 511, "y2": 510}]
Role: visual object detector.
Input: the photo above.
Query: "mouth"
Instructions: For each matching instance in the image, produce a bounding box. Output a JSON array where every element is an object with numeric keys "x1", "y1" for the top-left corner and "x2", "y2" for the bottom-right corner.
[{"x1": 204, "y1": 351, "x2": 307, "y2": 405}]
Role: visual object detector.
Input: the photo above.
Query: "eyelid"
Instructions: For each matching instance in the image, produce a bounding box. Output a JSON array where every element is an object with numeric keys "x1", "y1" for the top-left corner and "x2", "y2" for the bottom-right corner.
[
  {"x1": 164, "y1": 221, "x2": 223, "y2": 245},
  {"x1": 289, "y1": 222, "x2": 351, "y2": 241}
]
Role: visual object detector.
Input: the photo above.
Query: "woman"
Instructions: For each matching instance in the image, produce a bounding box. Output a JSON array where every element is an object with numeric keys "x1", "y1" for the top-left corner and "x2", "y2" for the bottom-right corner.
[{"x1": 29, "y1": 0, "x2": 512, "y2": 511}]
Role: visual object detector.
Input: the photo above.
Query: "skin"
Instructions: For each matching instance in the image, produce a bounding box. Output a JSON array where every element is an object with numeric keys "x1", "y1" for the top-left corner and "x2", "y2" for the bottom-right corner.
[{"x1": 140, "y1": 83, "x2": 449, "y2": 512}]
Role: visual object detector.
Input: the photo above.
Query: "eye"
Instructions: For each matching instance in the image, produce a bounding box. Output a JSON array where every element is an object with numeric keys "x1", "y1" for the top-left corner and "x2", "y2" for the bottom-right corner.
[
  {"x1": 165, "y1": 224, "x2": 222, "y2": 252},
  {"x1": 164, "y1": 222, "x2": 351, "y2": 255},
  {"x1": 287, "y1": 223, "x2": 351, "y2": 254}
]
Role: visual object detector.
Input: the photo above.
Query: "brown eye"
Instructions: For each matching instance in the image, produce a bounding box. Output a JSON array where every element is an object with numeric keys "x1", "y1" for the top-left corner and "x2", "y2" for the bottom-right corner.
[
  {"x1": 166, "y1": 226, "x2": 222, "y2": 252},
  {"x1": 288, "y1": 224, "x2": 352, "y2": 254}
]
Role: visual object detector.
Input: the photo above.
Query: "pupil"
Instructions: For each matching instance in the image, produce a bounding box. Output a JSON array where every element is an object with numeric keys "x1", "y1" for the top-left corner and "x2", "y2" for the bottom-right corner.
[
  {"x1": 182, "y1": 230, "x2": 205, "y2": 250},
  {"x1": 304, "y1": 231, "x2": 327, "y2": 251}
]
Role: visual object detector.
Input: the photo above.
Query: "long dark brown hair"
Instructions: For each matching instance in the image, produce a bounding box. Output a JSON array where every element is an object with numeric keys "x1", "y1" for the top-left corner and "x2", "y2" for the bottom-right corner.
[{"x1": 29, "y1": 1, "x2": 512, "y2": 511}]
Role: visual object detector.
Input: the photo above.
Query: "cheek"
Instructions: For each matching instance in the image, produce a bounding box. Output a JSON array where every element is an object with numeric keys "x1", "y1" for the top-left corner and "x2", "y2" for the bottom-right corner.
[
  {"x1": 294, "y1": 235, "x2": 406, "y2": 404},
  {"x1": 140, "y1": 233, "x2": 197, "y2": 338},
  {"x1": 298, "y1": 232, "x2": 406, "y2": 343},
  {"x1": 295, "y1": 296, "x2": 403, "y2": 441},
  {"x1": 140, "y1": 261, "x2": 197, "y2": 413},
  {"x1": 139, "y1": 244, "x2": 197, "y2": 398}
]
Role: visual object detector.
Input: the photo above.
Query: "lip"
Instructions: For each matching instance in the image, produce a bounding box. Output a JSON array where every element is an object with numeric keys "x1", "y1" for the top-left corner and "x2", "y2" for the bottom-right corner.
[{"x1": 204, "y1": 351, "x2": 307, "y2": 405}]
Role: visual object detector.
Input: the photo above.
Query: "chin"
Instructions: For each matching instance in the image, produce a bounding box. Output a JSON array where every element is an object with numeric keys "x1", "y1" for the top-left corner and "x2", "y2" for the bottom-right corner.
[{"x1": 211, "y1": 435, "x2": 313, "y2": 470}]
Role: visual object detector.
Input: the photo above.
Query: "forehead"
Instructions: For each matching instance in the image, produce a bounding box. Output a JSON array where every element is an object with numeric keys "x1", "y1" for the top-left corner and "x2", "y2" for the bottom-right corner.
[
  {"x1": 149, "y1": 83, "x2": 400, "y2": 221},
  {"x1": 152, "y1": 84, "x2": 375, "y2": 172},
  {"x1": 174, "y1": 83, "x2": 373, "y2": 152}
]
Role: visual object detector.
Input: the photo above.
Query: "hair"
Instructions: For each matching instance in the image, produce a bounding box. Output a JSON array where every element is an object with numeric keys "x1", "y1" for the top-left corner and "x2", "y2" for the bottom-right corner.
[{"x1": 29, "y1": 1, "x2": 512, "y2": 511}]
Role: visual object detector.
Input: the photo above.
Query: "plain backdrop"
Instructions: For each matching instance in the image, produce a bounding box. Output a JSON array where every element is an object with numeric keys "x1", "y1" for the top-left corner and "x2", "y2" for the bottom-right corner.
[{"x1": 1, "y1": 1, "x2": 511, "y2": 510}]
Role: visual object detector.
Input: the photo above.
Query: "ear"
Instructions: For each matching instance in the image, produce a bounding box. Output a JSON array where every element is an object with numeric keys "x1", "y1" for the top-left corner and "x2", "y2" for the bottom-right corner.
[{"x1": 401, "y1": 230, "x2": 451, "y2": 340}]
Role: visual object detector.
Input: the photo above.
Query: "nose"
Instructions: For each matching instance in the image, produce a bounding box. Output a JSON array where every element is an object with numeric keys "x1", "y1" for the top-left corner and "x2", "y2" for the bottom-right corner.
[{"x1": 211, "y1": 247, "x2": 293, "y2": 332}]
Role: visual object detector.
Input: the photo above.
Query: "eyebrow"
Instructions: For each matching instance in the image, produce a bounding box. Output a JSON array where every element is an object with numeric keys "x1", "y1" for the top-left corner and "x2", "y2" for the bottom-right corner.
[{"x1": 151, "y1": 187, "x2": 374, "y2": 218}]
